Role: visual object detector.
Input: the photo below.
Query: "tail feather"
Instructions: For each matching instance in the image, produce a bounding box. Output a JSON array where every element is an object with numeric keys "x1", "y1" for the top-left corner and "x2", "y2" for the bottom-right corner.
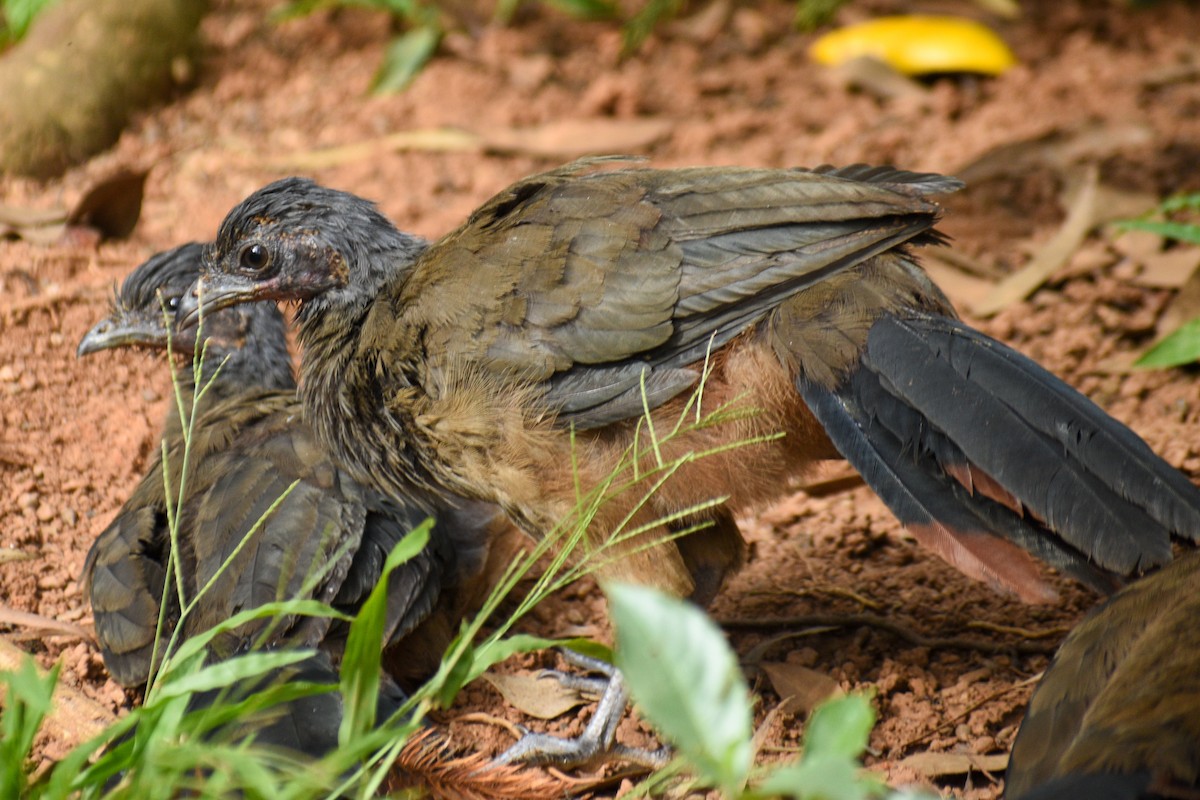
[
  {"x1": 800, "y1": 378, "x2": 1085, "y2": 603},
  {"x1": 864, "y1": 314, "x2": 1199, "y2": 573}
]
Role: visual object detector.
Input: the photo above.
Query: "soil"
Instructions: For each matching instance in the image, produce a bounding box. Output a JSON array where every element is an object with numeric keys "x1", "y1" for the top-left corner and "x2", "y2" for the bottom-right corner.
[{"x1": 3, "y1": 0, "x2": 1200, "y2": 797}]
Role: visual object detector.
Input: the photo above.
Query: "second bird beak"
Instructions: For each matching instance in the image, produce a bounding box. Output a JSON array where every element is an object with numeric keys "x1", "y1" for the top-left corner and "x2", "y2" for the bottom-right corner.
[{"x1": 176, "y1": 274, "x2": 264, "y2": 330}]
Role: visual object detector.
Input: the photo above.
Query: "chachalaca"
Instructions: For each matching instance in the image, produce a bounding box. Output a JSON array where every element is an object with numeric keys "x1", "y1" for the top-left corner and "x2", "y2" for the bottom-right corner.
[
  {"x1": 180, "y1": 158, "x2": 1200, "y2": 606},
  {"x1": 1005, "y1": 549, "x2": 1200, "y2": 800},
  {"x1": 177, "y1": 160, "x2": 1200, "y2": 765},
  {"x1": 78, "y1": 243, "x2": 514, "y2": 753}
]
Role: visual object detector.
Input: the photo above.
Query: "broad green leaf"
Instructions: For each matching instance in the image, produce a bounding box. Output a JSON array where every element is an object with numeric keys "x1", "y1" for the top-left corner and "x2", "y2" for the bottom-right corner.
[
  {"x1": 372, "y1": 25, "x2": 441, "y2": 93},
  {"x1": 609, "y1": 582, "x2": 752, "y2": 794},
  {"x1": 1136, "y1": 317, "x2": 1200, "y2": 368},
  {"x1": 758, "y1": 754, "x2": 885, "y2": 800},
  {"x1": 1, "y1": 0, "x2": 59, "y2": 44},
  {"x1": 340, "y1": 521, "x2": 431, "y2": 743},
  {"x1": 803, "y1": 692, "x2": 877, "y2": 760}
]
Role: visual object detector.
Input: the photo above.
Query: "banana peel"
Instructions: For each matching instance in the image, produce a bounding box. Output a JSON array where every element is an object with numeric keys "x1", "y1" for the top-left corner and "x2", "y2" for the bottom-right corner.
[{"x1": 810, "y1": 15, "x2": 1017, "y2": 76}]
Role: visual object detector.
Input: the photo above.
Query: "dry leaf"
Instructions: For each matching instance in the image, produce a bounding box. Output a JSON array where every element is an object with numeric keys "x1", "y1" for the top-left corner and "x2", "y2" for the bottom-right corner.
[
  {"x1": 973, "y1": 165, "x2": 1099, "y2": 316},
  {"x1": 955, "y1": 123, "x2": 1153, "y2": 184},
  {"x1": 0, "y1": 204, "x2": 67, "y2": 243},
  {"x1": 269, "y1": 128, "x2": 482, "y2": 171},
  {"x1": 483, "y1": 671, "x2": 590, "y2": 720},
  {"x1": 0, "y1": 547, "x2": 33, "y2": 565},
  {"x1": 1154, "y1": 263, "x2": 1200, "y2": 341},
  {"x1": 923, "y1": 255, "x2": 997, "y2": 310},
  {"x1": 760, "y1": 661, "x2": 841, "y2": 716},
  {"x1": 894, "y1": 750, "x2": 1008, "y2": 777},
  {"x1": 66, "y1": 168, "x2": 148, "y2": 241},
  {"x1": 1132, "y1": 248, "x2": 1200, "y2": 289},
  {"x1": 480, "y1": 118, "x2": 673, "y2": 160},
  {"x1": 0, "y1": 605, "x2": 95, "y2": 641},
  {"x1": 827, "y1": 56, "x2": 927, "y2": 101}
]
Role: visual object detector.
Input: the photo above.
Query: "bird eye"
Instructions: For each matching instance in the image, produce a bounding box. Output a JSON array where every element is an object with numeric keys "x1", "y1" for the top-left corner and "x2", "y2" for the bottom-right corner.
[
  {"x1": 240, "y1": 243, "x2": 270, "y2": 272},
  {"x1": 166, "y1": 296, "x2": 180, "y2": 311}
]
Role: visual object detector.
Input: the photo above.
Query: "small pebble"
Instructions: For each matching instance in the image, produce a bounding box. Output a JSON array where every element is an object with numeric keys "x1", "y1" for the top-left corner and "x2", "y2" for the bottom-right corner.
[
  {"x1": 17, "y1": 491, "x2": 39, "y2": 510},
  {"x1": 60, "y1": 507, "x2": 77, "y2": 526},
  {"x1": 38, "y1": 572, "x2": 67, "y2": 590},
  {"x1": 36, "y1": 503, "x2": 56, "y2": 522},
  {"x1": 142, "y1": 388, "x2": 160, "y2": 403},
  {"x1": 0, "y1": 365, "x2": 15, "y2": 381}
]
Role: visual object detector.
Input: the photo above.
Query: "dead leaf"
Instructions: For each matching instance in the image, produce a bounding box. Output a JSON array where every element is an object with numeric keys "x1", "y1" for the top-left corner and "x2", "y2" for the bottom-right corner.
[
  {"x1": 973, "y1": 165, "x2": 1100, "y2": 316},
  {"x1": 1133, "y1": 248, "x2": 1200, "y2": 289},
  {"x1": 0, "y1": 204, "x2": 67, "y2": 243},
  {"x1": 760, "y1": 662, "x2": 841, "y2": 716},
  {"x1": 1153, "y1": 261, "x2": 1200, "y2": 341},
  {"x1": 0, "y1": 547, "x2": 33, "y2": 565},
  {"x1": 827, "y1": 56, "x2": 927, "y2": 101},
  {"x1": 923, "y1": 255, "x2": 997, "y2": 310},
  {"x1": 480, "y1": 118, "x2": 673, "y2": 160},
  {"x1": 483, "y1": 671, "x2": 590, "y2": 720},
  {"x1": 954, "y1": 123, "x2": 1153, "y2": 184},
  {"x1": 0, "y1": 605, "x2": 95, "y2": 642},
  {"x1": 269, "y1": 128, "x2": 483, "y2": 171},
  {"x1": 893, "y1": 750, "x2": 1008, "y2": 777},
  {"x1": 66, "y1": 168, "x2": 149, "y2": 241}
]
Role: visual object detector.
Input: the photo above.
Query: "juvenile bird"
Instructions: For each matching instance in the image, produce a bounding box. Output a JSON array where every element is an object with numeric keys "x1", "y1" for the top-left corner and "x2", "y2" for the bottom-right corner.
[
  {"x1": 79, "y1": 243, "x2": 515, "y2": 753},
  {"x1": 181, "y1": 159, "x2": 1200, "y2": 610},
  {"x1": 1005, "y1": 549, "x2": 1200, "y2": 800}
]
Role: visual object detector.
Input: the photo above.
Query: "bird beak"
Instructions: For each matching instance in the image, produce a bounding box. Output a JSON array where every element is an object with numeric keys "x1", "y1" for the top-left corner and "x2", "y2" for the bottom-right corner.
[
  {"x1": 176, "y1": 273, "x2": 268, "y2": 331},
  {"x1": 76, "y1": 315, "x2": 167, "y2": 358}
]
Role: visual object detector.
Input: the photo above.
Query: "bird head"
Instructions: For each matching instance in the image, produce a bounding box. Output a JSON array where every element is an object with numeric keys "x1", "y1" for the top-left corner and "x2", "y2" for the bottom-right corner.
[
  {"x1": 177, "y1": 177, "x2": 424, "y2": 329},
  {"x1": 79, "y1": 242, "x2": 294, "y2": 392},
  {"x1": 78, "y1": 242, "x2": 207, "y2": 358}
]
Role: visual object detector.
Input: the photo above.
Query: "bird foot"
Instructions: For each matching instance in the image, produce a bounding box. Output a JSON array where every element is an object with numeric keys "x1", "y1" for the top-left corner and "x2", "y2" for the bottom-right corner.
[{"x1": 496, "y1": 650, "x2": 670, "y2": 770}]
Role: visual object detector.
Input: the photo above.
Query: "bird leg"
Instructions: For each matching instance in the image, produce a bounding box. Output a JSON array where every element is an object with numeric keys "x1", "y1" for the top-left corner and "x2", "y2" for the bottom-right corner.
[{"x1": 496, "y1": 650, "x2": 670, "y2": 770}]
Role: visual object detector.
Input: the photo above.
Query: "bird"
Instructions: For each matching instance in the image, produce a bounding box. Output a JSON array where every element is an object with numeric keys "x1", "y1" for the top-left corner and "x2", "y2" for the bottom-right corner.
[
  {"x1": 173, "y1": 158, "x2": 1200, "y2": 768},
  {"x1": 179, "y1": 157, "x2": 1200, "y2": 609},
  {"x1": 78, "y1": 242, "x2": 517, "y2": 754},
  {"x1": 1005, "y1": 549, "x2": 1200, "y2": 800}
]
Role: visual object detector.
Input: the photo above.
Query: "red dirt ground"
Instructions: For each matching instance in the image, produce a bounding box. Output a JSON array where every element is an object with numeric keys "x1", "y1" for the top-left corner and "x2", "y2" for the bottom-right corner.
[{"x1": 3, "y1": 0, "x2": 1200, "y2": 796}]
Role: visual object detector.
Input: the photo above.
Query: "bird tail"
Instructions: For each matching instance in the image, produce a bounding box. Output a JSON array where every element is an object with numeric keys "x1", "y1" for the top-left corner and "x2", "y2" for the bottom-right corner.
[{"x1": 797, "y1": 311, "x2": 1200, "y2": 602}]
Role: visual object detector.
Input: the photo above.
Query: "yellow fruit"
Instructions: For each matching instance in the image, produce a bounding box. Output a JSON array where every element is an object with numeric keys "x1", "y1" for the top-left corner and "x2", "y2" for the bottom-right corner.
[{"x1": 809, "y1": 15, "x2": 1017, "y2": 76}]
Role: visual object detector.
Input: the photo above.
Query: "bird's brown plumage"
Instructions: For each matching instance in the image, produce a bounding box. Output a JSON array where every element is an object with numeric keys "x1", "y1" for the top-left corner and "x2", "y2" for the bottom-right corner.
[
  {"x1": 80, "y1": 243, "x2": 515, "y2": 694},
  {"x1": 1005, "y1": 550, "x2": 1200, "y2": 799},
  {"x1": 183, "y1": 158, "x2": 1200, "y2": 606}
]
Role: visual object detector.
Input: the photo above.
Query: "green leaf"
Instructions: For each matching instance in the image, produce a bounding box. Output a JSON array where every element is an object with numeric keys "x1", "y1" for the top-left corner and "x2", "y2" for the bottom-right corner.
[
  {"x1": 1, "y1": 0, "x2": 59, "y2": 44},
  {"x1": 340, "y1": 520, "x2": 431, "y2": 743},
  {"x1": 1136, "y1": 317, "x2": 1200, "y2": 368},
  {"x1": 153, "y1": 649, "x2": 318, "y2": 701},
  {"x1": 1116, "y1": 218, "x2": 1200, "y2": 246},
  {"x1": 622, "y1": 0, "x2": 683, "y2": 54},
  {"x1": 793, "y1": 0, "x2": 850, "y2": 31},
  {"x1": 0, "y1": 657, "x2": 59, "y2": 799},
  {"x1": 609, "y1": 582, "x2": 752, "y2": 794},
  {"x1": 371, "y1": 25, "x2": 442, "y2": 93},
  {"x1": 803, "y1": 692, "x2": 876, "y2": 760},
  {"x1": 541, "y1": 0, "x2": 617, "y2": 20},
  {"x1": 758, "y1": 754, "x2": 885, "y2": 800}
]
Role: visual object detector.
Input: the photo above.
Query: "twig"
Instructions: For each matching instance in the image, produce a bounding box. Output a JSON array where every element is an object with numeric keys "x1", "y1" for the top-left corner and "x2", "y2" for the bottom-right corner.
[{"x1": 717, "y1": 613, "x2": 1064, "y2": 655}]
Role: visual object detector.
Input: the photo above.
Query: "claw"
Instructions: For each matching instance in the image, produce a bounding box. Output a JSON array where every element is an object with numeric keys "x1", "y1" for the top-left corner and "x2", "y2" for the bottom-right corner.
[{"x1": 496, "y1": 650, "x2": 670, "y2": 770}]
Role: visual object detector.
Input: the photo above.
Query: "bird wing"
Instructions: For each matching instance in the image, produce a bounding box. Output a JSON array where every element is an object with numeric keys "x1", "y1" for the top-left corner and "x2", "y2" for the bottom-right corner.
[
  {"x1": 82, "y1": 465, "x2": 175, "y2": 688},
  {"x1": 1006, "y1": 553, "x2": 1200, "y2": 796},
  {"x1": 399, "y1": 159, "x2": 960, "y2": 428},
  {"x1": 179, "y1": 391, "x2": 369, "y2": 656}
]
